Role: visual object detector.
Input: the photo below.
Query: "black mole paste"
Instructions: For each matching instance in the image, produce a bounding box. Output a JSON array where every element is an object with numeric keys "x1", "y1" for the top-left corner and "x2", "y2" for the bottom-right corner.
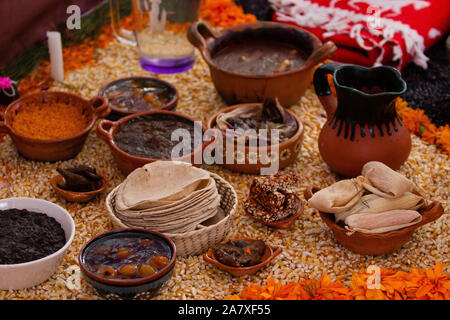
[
  {"x1": 114, "y1": 114, "x2": 196, "y2": 159},
  {"x1": 0, "y1": 209, "x2": 66, "y2": 264}
]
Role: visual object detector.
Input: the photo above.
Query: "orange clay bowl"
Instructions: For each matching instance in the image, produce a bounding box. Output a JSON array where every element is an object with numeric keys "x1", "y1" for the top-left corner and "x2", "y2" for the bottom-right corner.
[
  {"x1": 304, "y1": 186, "x2": 445, "y2": 256},
  {"x1": 244, "y1": 195, "x2": 304, "y2": 229},
  {"x1": 50, "y1": 174, "x2": 108, "y2": 203},
  {"x1": 188, "y1": 21, "x2": 337, "y2": 106},
  {"x1": 0, "y1": 91, "x2": 110, "y2": 161},
  {"x1": 203, "y1": 239, "x2": 282, "y2": 277},
  {"x1": 207, "y1": 103, "x2": 304, "y2": 174},
  {"x1": 96, "y1": 110, "x2": 213, "y2": 176}
]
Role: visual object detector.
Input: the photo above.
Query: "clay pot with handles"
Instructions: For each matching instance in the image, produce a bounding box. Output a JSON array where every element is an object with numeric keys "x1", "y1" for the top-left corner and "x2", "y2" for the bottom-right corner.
[{"x1": 313, "y1": 63, "x2": 412, "y2": 178}]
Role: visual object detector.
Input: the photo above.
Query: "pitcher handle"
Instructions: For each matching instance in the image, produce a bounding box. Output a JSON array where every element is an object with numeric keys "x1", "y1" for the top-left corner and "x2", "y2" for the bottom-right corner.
[
  {"x1": 313, "y1": 63, "x2": 340, "y2": 119},
  {"x1": 109, "y1": 0, "x2": 137, "y2": 45}
]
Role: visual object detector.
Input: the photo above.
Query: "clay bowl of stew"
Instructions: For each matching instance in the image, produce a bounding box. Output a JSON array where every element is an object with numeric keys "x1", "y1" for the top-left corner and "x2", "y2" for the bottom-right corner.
[
  {"x1": 78, "y1": 228, "x2": 176, "y2": 300},
  {"x1": 203, "y1": 239, "x2": 282, "y2": 277},
  {"x1": 96, "y1": 110, "x2": 212, "y2": 176},
  {"x1": 188, "y1": 21, "x2": 337, "y2": 106},
  {"x1": 50, "y1": 173, "x2": 108, "y2": 203},
  {"x1": 0, "y1": 91, "x2": 110, "y2": 161},
  {"x1": 304, "y1": 186, "x2": 445, "y2": 255},
  {"x1": 206, "y1": 103, "x2": 304, "y2": 174},
  {"x1": 99, "y1": 77, "x2": 178, "y2": 118}
]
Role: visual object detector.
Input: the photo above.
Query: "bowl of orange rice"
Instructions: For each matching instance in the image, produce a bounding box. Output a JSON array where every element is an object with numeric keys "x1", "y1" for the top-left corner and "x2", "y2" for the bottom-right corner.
[{"x1": 0, "y1": 91, "x2": 110, "y2": 161}]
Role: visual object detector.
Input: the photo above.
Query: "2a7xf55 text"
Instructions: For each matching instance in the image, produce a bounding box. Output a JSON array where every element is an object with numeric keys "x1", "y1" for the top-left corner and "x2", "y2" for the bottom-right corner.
[{"x1": 178, "y1": 304, "x2": 271, "y2": 318}]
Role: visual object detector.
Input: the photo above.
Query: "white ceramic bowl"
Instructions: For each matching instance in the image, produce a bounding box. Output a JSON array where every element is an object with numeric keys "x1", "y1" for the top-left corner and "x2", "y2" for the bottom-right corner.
[{"x1": 0, "y1": 198, "x2": 75, "y2": 290}]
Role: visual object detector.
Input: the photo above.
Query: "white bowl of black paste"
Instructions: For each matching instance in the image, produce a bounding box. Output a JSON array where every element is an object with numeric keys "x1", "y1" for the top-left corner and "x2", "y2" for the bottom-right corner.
[{"x1": 0, "y1": 198, "x2": 75, "y2": 290}]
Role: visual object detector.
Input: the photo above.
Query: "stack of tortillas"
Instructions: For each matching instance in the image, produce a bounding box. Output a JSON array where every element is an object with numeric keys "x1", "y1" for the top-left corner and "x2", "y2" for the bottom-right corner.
[{"x1": 112, "y1": 161, "x2": 221, "y2": 234}]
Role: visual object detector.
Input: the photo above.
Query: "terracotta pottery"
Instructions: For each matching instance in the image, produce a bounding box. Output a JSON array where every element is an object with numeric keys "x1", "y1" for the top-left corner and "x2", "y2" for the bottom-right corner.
[
  {"x1": 304, "y1": 186, "x2": 445, "y2": 256},
  {"x1": 203, "y1": 239, "x2": 282, "y2": 277},
  {"x1": 50, "y1": 174, "x2": 108, "y2": 203},
  {"x1": 99, "y1": 76, "x2": 178, "y2": 117},
  {"x1": 96, "y1": 110, "x2": 213, "y2": 176},
  {"x1": 244, "y1": 196, "x2": 304, "y2": 230},
  {"x1": 313, "y1": 63, "x2": 411, "y2": 178},
  {"x1": 206, "y1": 103, "x2": 304, "y2": 174},
  {"x1": 0, "y1": 91, "x2": 110, "y2": 161},
  {"x1": 188, "y1": 21, "x2": 337, "y2": 106}
]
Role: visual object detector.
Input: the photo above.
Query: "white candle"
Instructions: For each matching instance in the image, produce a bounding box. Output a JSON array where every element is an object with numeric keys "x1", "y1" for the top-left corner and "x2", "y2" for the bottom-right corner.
[{"x1": 47, "y1": 31, "x2": 64, "y2": 82}]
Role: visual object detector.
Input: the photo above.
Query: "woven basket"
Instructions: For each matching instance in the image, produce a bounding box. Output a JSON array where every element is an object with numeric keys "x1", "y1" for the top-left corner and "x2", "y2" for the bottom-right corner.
[{"x1": 105, "y1": 173, "x2": 238, "y2": 256}]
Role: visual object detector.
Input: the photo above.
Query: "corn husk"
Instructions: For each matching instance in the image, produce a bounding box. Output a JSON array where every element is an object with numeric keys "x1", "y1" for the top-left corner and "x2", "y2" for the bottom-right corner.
[
  {"x1": 361, "y1": 161, "x2": 416, "y2": 198},
  {"x1": 345, "y1": 210, "x2": 422, "y2": 234},
  {"x1": 307, "y1": 176, "x2": 366, "y2": 213},
  {"x1": 335, "y1": 192, "x2": 425, "y2": 222}
]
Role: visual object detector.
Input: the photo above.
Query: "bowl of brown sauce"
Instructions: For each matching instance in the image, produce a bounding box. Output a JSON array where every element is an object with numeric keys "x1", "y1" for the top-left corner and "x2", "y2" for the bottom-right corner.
[
  {"x1": 188, "y1": 21, "x2": 337, "y2": 106},
  {"x1": 78, "y1": 228, "x2": 176, "y2": 299},
  {"x1": 99, "y1": 77, "x2": 178, "y2": 117},
  {"x1": 96, "y1": 110, "x2": 212, "y2": 175}
]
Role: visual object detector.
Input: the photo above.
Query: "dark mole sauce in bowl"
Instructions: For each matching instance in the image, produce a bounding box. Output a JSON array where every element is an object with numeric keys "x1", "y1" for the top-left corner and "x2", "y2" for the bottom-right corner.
[
  {"x1": 83, "y1": 233, "x2": 172, "y2": 281},
  {"x1": 212, "y1": 42, "x2": 307, "y2": 76},
  {"x1": 113, "y1": 114, "x2": 195, "y2": 159}
]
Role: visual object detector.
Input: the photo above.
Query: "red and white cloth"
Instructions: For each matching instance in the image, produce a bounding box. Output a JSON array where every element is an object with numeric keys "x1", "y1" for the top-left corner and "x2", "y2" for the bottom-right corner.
[{"x1": 270, "y1": 0, "x2": 450, "y2": 70}]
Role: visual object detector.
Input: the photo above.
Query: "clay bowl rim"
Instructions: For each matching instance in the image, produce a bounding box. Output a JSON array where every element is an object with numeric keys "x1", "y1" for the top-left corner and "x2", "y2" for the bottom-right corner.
[
  {"x1": 197, "y1": 21, "x2": 323, "y2": 80},
  {"x1": 1, "y1": 91, "x2": 109, "y2": 144},
  {"x1": 50, "y1": 174, "x2": 108, "y2": 201},
  {"x1": 78, "y1": 228, "x2": 176, "y2": 287},
  {"x1": 304, "y1": 185, "x2": 445, "y2": 240},
  {"x1": 203, "y1": 238, "x2": 282, "y2": 276},
  {"x1": 330, "y1": 64, "x2": 407, "y2": 98},
  {"x1": 206, "y1": 103, "x2": 304, "y2": 153},
  {"x1": 98, "y1": 76, "x2": 179, "y2": 116},
  {"x1": 244, "y1": 195, "x2": 304, "y2": 229},
  {"x1": 96, "y1": 109, "x2": 213, "y2": 165}
]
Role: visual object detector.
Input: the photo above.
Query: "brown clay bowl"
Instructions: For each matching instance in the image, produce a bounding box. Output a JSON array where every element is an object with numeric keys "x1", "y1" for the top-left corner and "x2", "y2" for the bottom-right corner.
[
  {"x1": 78, "y1": 228, "x2": 176, "y2": 299},
  {"x1": 188, "y1": 21, "x2": 337, "y2": 106},
  {"x1": 99, "y1": 77, "x2": 178, "y2": 117},
  {"x1": 0, "y1": 91, "x2": 110, "y2": 161},
  {"x1": 203, "y1": 239, "x2": 282, "y2": 276},
  {"x1": 244, "y1": 195, "x2": 304, "y2": 229},
  {"x1": 206, "y1": 103, "x2": 304, "y2": 174},
  {"x1": 96, "y1": 110, "x2": 213, "y2": 176},
  {"x1": 50, "y1": 174, "x2": 108, "y2": 203},
  {"x1": 304, "y1": 186, "x2": 445, "y2": 255}
]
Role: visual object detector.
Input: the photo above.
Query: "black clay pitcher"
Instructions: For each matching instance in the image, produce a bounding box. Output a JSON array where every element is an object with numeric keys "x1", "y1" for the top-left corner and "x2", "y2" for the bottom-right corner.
[{"x1": 313, "y1": 63, "x2": 411, "y2": 177}]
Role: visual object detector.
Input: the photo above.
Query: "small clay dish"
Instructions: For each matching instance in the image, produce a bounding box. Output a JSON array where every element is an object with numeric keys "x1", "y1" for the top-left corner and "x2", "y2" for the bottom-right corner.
[
  {"x1": 50, "y1": 174, "x2": 108, "y2": 203},
  {"x1": 0, "y1": 91, "x2": 110, "y2": 161},
  {"x1": 99, "y1": 77, "x2": 178, "y2": 117},
  {"x1": 203, "y1": 239, "x2": 282, "y2": 277},
  {"x1": 304, "y1": 186, "x2": 445, "y2": 255},
  {"x1": 78, "y1": 228, "x2": 176, "y2": 300},
  {"x1": 207, "y1": 103, "x2": 304, "y2": 174},
  {"x1": 244, "y1": 196, "x2": 304, "y2": 229},
  {"x1": 188, "y1": 21, "x2": 336, "y2": 106}
]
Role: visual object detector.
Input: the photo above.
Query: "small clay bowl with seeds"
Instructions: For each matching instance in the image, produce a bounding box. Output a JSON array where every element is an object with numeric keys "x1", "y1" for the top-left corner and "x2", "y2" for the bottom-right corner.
[{"x1": 304, "y1": 186, "x2": 445, "y2": 255}]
